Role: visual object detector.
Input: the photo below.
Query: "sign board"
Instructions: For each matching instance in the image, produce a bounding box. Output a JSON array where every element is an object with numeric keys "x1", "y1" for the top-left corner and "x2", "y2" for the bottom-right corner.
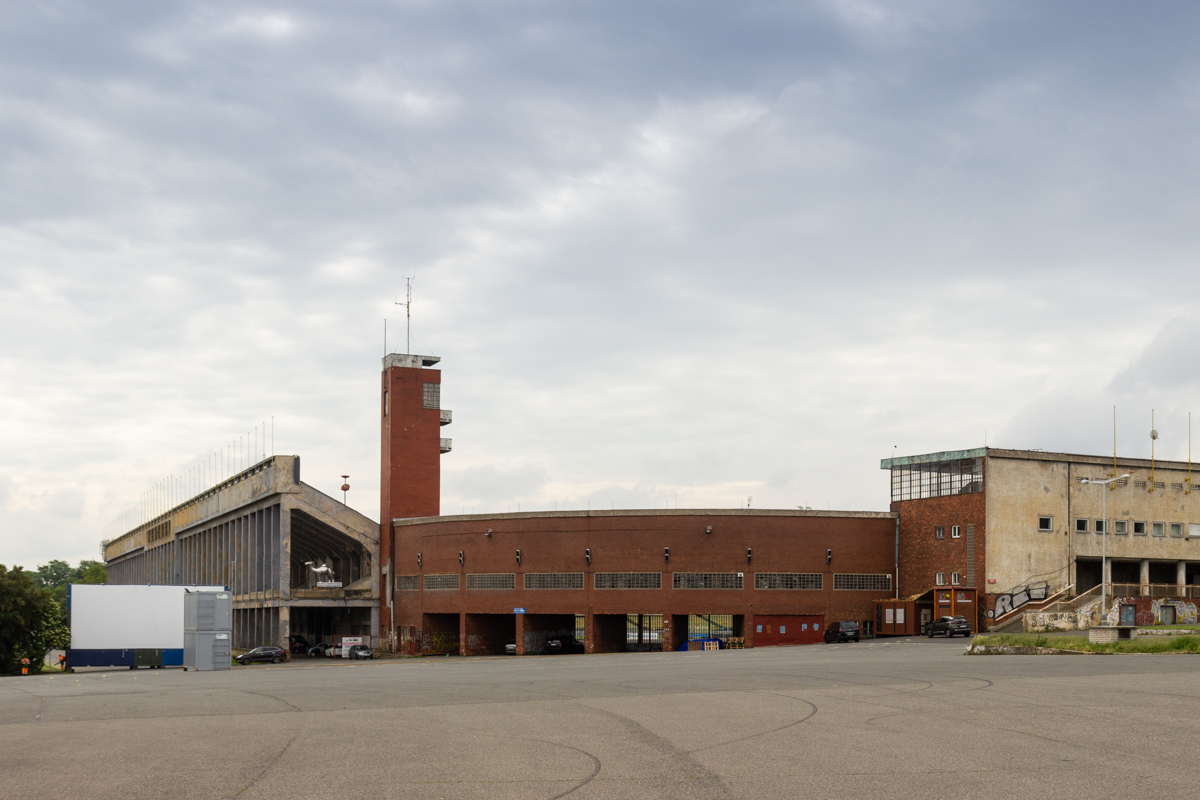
[
  {"x1": 341, "y1": 636, "x2": 363, "y2": 658},
  {"x1": 513, "y1": 607, "x2": 526, "y2": 614},
  {"x1": 317, "y1": 581, "x2": 343, "y2": 588}
]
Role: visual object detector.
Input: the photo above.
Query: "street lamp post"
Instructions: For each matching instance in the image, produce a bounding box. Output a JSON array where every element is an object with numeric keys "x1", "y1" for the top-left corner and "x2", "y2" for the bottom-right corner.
[{"x1": 1080, "y1": 473, "x2": 1130, "y2": 624}]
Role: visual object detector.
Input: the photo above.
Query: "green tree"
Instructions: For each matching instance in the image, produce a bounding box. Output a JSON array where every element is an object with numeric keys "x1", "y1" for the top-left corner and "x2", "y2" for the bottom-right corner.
[
  {"x1": 0, "y1": 565, "x2": 69, "y2": 674},
  {"x1": 26, "y1": 559, "x2": 106, "y2": 624}
]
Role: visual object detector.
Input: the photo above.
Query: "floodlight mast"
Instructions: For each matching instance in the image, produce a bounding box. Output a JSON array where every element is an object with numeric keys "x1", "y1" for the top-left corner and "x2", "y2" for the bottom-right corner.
[{"x1": 1080, "y1": 473, "x2": 1130, "y2": 623}]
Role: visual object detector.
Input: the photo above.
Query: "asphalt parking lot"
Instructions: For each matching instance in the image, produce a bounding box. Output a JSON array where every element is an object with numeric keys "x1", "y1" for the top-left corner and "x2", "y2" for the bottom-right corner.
[{"x1": 4, "y1": 636, "x2": 1198, "y2": 799}]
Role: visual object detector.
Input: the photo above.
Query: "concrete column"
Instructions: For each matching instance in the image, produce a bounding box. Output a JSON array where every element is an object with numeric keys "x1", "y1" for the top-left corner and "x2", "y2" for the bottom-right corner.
[
  {"x1": 370, "y1": 605, "x2": 379, "y2": 650},
  {"x1": 279, "y1": 606, "x2": 290, "y2": 649},
  {"x1": 1178, "y1": 560, "x2": 1187, "y2": 589},
  {"x1": 514, "y1": 613, "x2": 525, "y2": 655},
  {"x1": 1140, "y1": 559, "x2": 1150, "y2": 590},
  {"x1": 583, "y1": 611, "x2": 596, "y2": 654},
  {"x1": 459, "y1": 612, "x2": 467, "y2": 657},
  {"x1": 1103, "y1": 560, "x2": 1112, "y2": 586}
]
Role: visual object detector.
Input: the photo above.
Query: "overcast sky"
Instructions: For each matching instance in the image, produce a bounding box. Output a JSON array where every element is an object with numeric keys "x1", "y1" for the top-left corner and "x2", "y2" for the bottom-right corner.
[{"x1": 5, "y1": 1, "x2": 1200, "y2": 568}]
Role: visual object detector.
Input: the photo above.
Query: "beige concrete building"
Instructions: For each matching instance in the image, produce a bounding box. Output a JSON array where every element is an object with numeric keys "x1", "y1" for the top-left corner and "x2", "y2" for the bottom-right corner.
[{"x1": 884, "y1": 447, "x2": 1200, "y2": 627}]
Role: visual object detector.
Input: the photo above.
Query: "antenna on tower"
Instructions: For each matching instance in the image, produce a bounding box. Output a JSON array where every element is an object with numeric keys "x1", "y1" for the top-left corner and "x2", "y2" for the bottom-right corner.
[{"x1": 396, "y1": 276, "x2": 415, "y2": 354}]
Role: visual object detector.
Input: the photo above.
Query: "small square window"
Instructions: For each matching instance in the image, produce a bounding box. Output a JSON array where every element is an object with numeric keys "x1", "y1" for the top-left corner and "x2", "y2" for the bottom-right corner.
[
  {"x1": 935, "y1": 572, "x2": 945, "y2": 586},
  {"x1": 1075, "y1": 518, "x2": 1089, "y2": 533},
  {"x1": 935, "y1": 526, "x2": 944, "y2": 540},
  {"x1": 1152, "y1": 522, "x2": 1165, "y2": 537},
  {"x1": 1114, "y1": 520, "x2": 1127, "y2": 535},
  {"x1": 1190, "y1": 523, "x2": 1200, "y2": 539},
  {"x1": 951, "y1": 572, "x2": 961, "y2": 585},
  {"x1": 1094, "y1": 519, "x2": 1106, "y2": 534},
  {"x1": 1170, "y1": 523, "x2": 1184, "y2": 538},
  {"x1": 1037, "y1": 516, "x2": 1053, "y2": 532},
  {"x1": 951, "y1": 525, "x2": 961, "y2": 539},
  {"x1": 1133, "y1": 521, "x2": 1147, "y2": 536}
]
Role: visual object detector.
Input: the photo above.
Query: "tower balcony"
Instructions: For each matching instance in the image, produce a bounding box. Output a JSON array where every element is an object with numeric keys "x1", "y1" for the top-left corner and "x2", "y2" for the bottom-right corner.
[
  {"x1": 440, "y1": 409, "x2": 452, "y2": 426},
  {"x1": 440, "y1": 438, "x2": 453, "y2": 454}
]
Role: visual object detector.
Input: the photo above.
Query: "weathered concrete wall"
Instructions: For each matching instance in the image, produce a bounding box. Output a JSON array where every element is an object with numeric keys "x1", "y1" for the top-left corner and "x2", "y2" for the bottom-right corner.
[{"x1": 984, "y1": 457, "x2": 1072, "y2": 599}]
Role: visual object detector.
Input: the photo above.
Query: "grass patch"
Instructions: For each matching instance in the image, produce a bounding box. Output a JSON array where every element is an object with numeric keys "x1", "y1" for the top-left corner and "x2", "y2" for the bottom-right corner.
[
  {"x1": 1138, "y1": 624, "x2": 1200, "y2": 630},
  {"x1": 973, "y1": 633, "x2": 1200, "y2": 654}
]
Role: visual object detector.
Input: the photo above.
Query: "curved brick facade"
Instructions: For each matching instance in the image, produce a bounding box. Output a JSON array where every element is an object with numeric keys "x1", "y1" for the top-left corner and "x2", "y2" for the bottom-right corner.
[{"x1": 386, "y1": 509, "x2": 898, "y2": 654}]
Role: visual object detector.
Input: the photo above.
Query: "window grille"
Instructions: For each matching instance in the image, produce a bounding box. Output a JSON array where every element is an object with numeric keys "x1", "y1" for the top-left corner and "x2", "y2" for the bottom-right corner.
[
  {"x1": 524, "y1": 572, "x2": 584, "y2": 590},
  {"x1": 467, "y1": 573, "x2": 515, "y2": 590},
  {"x1": 423, "y1": 573, "x2": 459, "y2": 591},
  {"x1": 672, "y1": 572, "x2": 744, "y2": 590},
  {"x1": 834, "y1": 573, "x2": 892, "y2": 592},
  {"x1": 688, "y1": 614, "x2": 734, "y2": 641},
  {"x1": 1154, "y1": 481, "x2": 1165, "y2": 490},
  {"x1": 755, "y1": 573, "x2": 822, "y2": 590},
  {"x1": 890, "y1": 457, "x2": 983, "y2": 502},
  {"x1": 1172, "y1": 483, "x2": 1184, "y2": 490},
  {"x1": 594, "y1": 572, "x2": 661, "y2": 590},
  {"x1": 395, "y1": 575, "x2": 420, "y2": 591},
  {"x1": 422, "y1": 382, "x2": 440, "y2": 409}
]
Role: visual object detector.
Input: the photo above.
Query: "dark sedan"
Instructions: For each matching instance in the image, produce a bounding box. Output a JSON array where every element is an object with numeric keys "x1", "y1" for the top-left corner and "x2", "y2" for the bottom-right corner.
[
  {"x1": 823, "y1": 621, "x2": 860, "y2": 643},
  {"x1": 545, "y1": 637, "x2": 585, "y2": 654},
  {"x1": 236, "y1": 645, "x2": 287, "y2": 665},
  {"x1": 927, "y1": 616, "x2": 972, "y2": 638}
]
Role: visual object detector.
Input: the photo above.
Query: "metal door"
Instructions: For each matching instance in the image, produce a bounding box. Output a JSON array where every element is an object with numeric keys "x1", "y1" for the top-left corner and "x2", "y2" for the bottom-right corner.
[{"x1": 1120, "y1": 605, "x2": 1135, "y2": 627}]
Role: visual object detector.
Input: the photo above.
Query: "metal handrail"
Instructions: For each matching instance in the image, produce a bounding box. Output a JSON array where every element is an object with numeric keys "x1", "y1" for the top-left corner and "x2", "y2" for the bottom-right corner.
[{"x1": 991, "y1": 583, "x2": 1075, "y2": 624}]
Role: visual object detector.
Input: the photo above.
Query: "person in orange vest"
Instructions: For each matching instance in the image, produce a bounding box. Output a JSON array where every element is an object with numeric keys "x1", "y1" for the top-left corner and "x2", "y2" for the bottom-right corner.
[
  {"x1": 57, "y1": 653, "x2": 66, "y2": 671},
  {"x1": 20, "y1": 657, "x2": 30, "y2": 675}
]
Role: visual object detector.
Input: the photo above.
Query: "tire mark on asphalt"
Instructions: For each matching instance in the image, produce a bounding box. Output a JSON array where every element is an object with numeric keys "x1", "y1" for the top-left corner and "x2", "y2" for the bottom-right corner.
[
  {"x1": 231, "y1": 723, "x2": 303, "y2": 798},
  {"x1": 687, "y1": 693, "x2": 818, "y2": 754},
  {"x1": 517, "y1": 738, "x2": 602, "y2": 799}
]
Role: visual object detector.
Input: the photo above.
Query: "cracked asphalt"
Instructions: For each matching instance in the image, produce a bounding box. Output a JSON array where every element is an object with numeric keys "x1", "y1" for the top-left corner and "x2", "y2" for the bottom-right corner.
[{"x1": 3, "y1": 636, "x2": 1198, "y2": 799}]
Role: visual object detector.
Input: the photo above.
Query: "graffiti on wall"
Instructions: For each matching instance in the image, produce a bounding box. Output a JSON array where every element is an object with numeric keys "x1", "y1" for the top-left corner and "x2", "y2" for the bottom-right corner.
[
  {"x1": 992, "y1": 581, "x2": 1049, "y2": 618},
  {"x1": 1152, "y1": 599, "x2": 1198, "y2": 625},
  {"x1": 422, "y1": 631, "x2": 460, "y2": 653}
]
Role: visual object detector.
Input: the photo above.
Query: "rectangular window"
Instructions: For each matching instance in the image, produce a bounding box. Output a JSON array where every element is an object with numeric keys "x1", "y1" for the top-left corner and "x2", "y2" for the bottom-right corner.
[
  {"x1": 1134, "y1": 480, "x2": 1147, "y2": 489},
  {"x1": 1114, "y1": 520, "x2": 1127, "y2": 535},
  {"x1": 672, "y1": 572, "x2": 744, "y2": 590},
  {"x1": 383, "y1": 389, "x2": 389, "y2": 416},
  {"x1": 422, "y1": 382, "x2": 440, "y2": 409},
  {"x1": 884, "y1": 608, "x2": 894, "y2": 624},
  {"x1": 1094, "y1": 519, "x2": 1106, "y2": 534},
  {"x1": 1038, "y1": 516, "x2": 1053, "y2": 532},
  {"x1": 755, "y1": 573, "x2": 822, "y2": 590},
  {"x1": 1170, "y1": 523, "x2": 1184, "y2": 538},
  {"x1": 951, "y1": 572, "x2": 961, "y2": 585},
  {"x1": 951, "y1": 525, "x2": 961, "y2": 539},
  {"x1": 889, "y1": 457, "x2": 983, "y2": 502},
  {"x1": 1133, "y1": 521, "x2": 1147, "y2": 536},
  {"x1": 395, "y1": 575, "x2": 420, "y2": 591},
  {"x1": 1172, "y1": 483, "x2": 1184, "y2": 490},
  {"x1": 896, "y1": 608, "x2": 905, "y2": 624},
  {"x1": 1190, "y1": 524, "x2": 1200, "y2": 539},
  {"x1": 936, "y1": 573, "x2": 945, "y2": 586},
  {"x1": 935, "y1": 526, "x2": 944, "y2": 540},
  {"x1": 466, "y1": 573, "x2": 516, "y2": 590},
  {"x1": 1154, "y1": 481, "x2": 1165, "y2": 490},
  {"x1": 833, "y1": 573, "x2": 892, "y2": 592},
  {"x1": 1152, "y1": 522, "x2": 1166, "y2": 537},
  {"x1": 423, "y1": 574, "x2": 459, "y2": 591},
  {"x1": 594, "y1": 572, "x2": 662, "y2": 590},
  {"x1": 524, "y1": 572, "x2": 584, "y2": 590},
  {"x1": 1075, "y1": 518, "x2": 1089, "y2": 533}
]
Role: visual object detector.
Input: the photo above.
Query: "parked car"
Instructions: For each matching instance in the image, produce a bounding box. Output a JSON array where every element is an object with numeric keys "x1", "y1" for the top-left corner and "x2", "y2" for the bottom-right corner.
[
  {"x1": 505, "y1": 642, "x2": 517, "y2": 655},
  {"x1": 236, "y1": 645, "x2": 287, "y2": 665},
  {"x1": 307, "y1": 642, "x2": 335, "y2": 658},
  {"x1": 545, "y1": 637, "x2": 585, "y2": 654},
  {"x1": 348, "y1": 644, "x2": 373, "y2": 660},
  {"x1": 824, "y1": 621, "x2": 860, "y2": 643},
  {"x1": 927, "y1": 616, "x2": 972, "y2": 638},
  {"x1": 288, "y1": 635, "x2": 310, "y2": 654}
]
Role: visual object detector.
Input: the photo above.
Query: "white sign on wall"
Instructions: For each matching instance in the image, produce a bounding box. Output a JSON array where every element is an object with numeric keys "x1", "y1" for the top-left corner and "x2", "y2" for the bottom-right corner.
[{"x1": 341, "y1": 636, "x2": 363, "y2": 658}]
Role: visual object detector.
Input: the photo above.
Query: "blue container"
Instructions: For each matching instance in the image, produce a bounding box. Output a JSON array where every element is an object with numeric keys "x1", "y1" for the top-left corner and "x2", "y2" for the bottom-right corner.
[
  {"x1": 162, "y1": 649, "x2": 184, "y2": 667},
  {"x1": 67, "y1": 649, "x2": 136, "y2": 668}
]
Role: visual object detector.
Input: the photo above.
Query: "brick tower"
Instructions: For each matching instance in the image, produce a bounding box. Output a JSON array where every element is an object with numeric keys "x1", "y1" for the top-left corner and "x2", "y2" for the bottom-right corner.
[{"x1": 379, "y1": 353, "x2": 451, "y2": 636}]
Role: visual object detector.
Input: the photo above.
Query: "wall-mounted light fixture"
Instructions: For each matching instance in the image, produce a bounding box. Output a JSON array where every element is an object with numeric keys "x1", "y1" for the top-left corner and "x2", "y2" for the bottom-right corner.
[
  {"x1": 516, "y1": 549, "x2": 522, "y2": 564},
  {"x1": 485, "y1": 528, "x2": 492, "y2": 537},
  {"x1": 826, "y1": 549, "x2": 832, "y2": 564},
  {"x1": 746, "y1": 547, "x2": 752, "y2": 563},
  {"x1": 585, "y1": 548, "x2": 591, "y2": 564},
  {"x1": 664, "y1": 547, "x2": 670, "y2": 562},
  {"x1": 458, "y1": 551, "x2": 464, "y2": 565},
  {"x1": 705, "y1": 526, "x2": 712, "y2": 534}
]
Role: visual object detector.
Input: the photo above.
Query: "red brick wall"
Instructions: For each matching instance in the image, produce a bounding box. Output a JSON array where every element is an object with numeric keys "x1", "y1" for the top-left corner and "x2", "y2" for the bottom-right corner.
[
  {"x1": 379, "y1": 361, "x2": 443, "y2": 633},
  {"x1": 389, "y1": 511, "x2": 897, "y2": 648},
  {"x1": 892, "y1": 492, "x2": 986, "y2": 598}
]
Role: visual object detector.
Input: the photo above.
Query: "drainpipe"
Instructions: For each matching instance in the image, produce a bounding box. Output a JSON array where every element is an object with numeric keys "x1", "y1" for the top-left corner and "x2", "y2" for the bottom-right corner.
[{"x1": 895, "y1": 514, "x2": 900, "y2": 599}]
